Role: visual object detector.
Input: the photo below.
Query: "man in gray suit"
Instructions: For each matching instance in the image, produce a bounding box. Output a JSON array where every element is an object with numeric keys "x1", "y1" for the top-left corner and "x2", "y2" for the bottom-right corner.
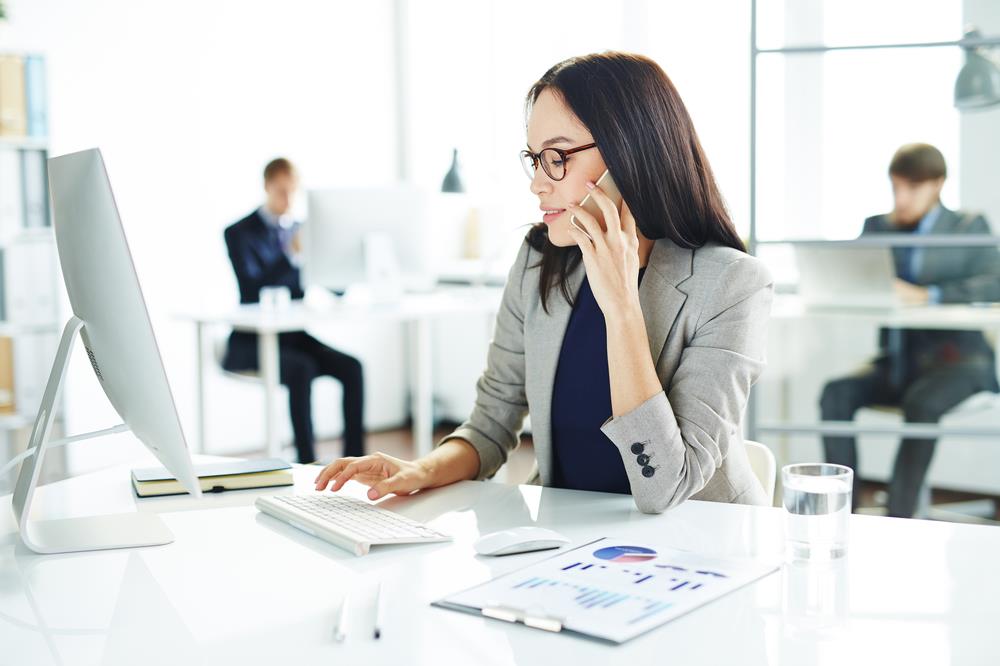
[{"x1": 821, "y1": 143, "x2": 1000, "y2": 518}]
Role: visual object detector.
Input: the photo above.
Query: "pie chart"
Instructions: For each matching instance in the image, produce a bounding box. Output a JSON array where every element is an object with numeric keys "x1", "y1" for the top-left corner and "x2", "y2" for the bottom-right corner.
[{"x1": 593, "y1": 545, "x2": 657, "y2": 563}]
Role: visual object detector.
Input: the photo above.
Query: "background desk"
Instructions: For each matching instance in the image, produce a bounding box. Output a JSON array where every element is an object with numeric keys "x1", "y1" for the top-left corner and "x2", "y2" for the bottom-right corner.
[
  {"x1": 762, "y1": 295, "x2": 1000, "y2": 437},
  {"x1": 770, "y1": 296, "x2": 1000, "y2": 328},
  {"x1": 180, "y1": 288, "x2": 502, "y2": 460},
  {"x1": 3, "y1": 453, "x2": 999, "y2": 665},
  {"x1": 758, "y1": 296, "x2": 1000, "y2": 498}
]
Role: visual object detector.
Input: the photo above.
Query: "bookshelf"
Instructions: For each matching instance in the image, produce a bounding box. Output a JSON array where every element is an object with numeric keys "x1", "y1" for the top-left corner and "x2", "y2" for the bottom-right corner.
[{"x1": 0, "y1": 51, "x2": 62, "y2": 492}]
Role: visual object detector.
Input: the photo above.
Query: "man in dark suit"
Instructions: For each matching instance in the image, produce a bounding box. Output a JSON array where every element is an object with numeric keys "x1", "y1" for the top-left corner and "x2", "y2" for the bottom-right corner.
[
  {"x1": 820, "y1": 143, "x2": 1000, "y2": 518},
  {"x1": 223, "y1": 158, "x2": 365, "y2": 463}
]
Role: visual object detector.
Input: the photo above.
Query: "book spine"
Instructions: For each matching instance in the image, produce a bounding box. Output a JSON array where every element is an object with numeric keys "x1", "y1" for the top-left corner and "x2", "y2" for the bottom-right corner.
[
  {"x1": 23, "y1": 55, "x2": 47, "y2": 138},
  {"x1": 0, "y1": 55, "x2": 27, "y2": 137}
]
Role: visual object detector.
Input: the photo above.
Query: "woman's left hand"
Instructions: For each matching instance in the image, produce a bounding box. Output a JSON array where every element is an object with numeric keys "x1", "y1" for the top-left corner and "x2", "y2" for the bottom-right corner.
[{"x1": 565, "y1": 181, "x2": 642, "y2": 318}]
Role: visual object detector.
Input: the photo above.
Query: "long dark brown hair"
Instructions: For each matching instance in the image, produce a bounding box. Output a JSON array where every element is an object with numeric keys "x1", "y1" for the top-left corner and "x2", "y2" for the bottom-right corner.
[{"x1": 524, "y1": 52, "x2": 744, "y2": 312}]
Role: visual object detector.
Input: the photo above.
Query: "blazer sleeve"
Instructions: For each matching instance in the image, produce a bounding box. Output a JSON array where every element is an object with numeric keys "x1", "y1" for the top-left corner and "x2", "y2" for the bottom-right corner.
[
  {"x1": 600, "y1": 255, "x2": 774, "y2": 514},
  {"x1": 435, "y1": 241, "x2": 532, "y2": 479},
  {"x1": 934, "y1": 215, "x2": 1000, "y2": 303}
]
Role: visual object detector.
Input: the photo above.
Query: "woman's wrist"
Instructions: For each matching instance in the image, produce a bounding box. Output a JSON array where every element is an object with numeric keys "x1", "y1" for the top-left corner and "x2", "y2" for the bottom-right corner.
[
  {"x1": 417, "y1": 439, "x2": 480, "y2": 487},
  {"x1": 604, "y1": 296, "x2": 644, "y2": 333}
]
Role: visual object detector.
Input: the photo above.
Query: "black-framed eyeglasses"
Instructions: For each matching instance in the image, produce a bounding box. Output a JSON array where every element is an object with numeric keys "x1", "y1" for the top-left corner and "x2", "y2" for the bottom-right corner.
[{"x1": 519, "y1": 143, "x2": 597, "y2": 181}]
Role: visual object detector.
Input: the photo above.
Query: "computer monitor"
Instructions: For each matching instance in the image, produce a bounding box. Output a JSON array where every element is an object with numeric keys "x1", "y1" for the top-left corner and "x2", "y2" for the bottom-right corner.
[
  {"x1": 11, "y1": 147, "x2": 201, "y2": 554},
  {"x1": 793, "y1": 243, "x2": 900, "y2": 310},
  {"x1": 303, "y1": 186, "x2": 435, "y2": 292}
]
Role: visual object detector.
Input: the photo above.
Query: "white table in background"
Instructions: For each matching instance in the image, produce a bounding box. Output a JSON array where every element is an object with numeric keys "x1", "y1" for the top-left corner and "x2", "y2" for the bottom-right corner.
[
  {"x1": 769, "y1": 295, "x2": 1000, "y2": 331},
  {"x1": 179, "y1": 288, "x2": 501, "y2": 459},
  {"x1": 2, "y1": 454, "x2": 999, "y2": 665},
  {"x1": 760, "y1": 296, "x2": 1000, "y2": 437}
]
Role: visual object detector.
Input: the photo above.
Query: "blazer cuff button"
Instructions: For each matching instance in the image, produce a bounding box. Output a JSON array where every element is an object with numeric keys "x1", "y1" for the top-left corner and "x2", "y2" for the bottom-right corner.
[
  {"x1": 630, "y1": 442, "x2": 645, "y2": 455},
  {"x1": 641, "y1": 465, "x2": 655, "y2": 478},
  {"x1": 636, "y1": 453, "x2": 650, "y2": 466}
]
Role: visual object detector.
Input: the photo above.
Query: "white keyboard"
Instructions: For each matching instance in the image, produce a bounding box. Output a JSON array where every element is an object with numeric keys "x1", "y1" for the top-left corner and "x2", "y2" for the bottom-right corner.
[{"x1": 255, "y1": 493, "x2": 451, "y2": 556}]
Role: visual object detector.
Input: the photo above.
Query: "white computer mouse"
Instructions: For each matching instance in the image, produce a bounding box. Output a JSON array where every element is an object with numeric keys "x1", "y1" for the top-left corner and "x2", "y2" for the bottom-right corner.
[{"x1": 473, "y1": 526, "x2": 570, "y2": 556}]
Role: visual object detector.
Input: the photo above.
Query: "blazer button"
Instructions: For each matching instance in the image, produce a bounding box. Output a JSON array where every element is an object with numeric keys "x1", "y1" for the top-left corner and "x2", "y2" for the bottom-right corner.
[
  {"x1": 636, "y1": 454, "x2": 650, "y2": 466},
  {"x1": 630, "y1": 443, "x2": 645, "y2": 455},
  {"x1": 641, "y1": 465, "x2": 655, "y2": 478}
]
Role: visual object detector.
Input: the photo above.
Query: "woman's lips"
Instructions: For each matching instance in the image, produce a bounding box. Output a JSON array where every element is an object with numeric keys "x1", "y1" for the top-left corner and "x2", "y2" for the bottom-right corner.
[{"x1": 542, "y1": 209, "x2": 566, "y2": 224}]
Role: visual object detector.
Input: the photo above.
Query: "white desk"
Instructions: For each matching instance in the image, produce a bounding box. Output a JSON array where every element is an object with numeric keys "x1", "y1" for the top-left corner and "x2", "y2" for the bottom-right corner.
[
  {"x1": 770, "y1": 295, "x2": 1000, "y2": 330},
  {"x1": 759, "y1": 296, "x2": 1000, "y2": 438},
  {"x1": 3, "y1": 455, "x2": 999, "y2": 665},
  {"x1": 180, "y1": 288, "x2": 501, "y2": 459}
]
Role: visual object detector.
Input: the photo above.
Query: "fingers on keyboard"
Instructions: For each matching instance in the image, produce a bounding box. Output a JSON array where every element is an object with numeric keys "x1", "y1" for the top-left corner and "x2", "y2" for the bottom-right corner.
[
  {"x1": 315, "y1": 458, "x2": 352, "y2": 490},
  {"x1": 333, "y1": 459, "x2": 371, "y2": 491},
  {"x1": 369, "y1": 473, "x2": 408, "y2": 500}
]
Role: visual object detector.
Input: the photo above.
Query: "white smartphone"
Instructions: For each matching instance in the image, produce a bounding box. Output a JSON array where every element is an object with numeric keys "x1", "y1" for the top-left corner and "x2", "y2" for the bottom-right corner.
[{"x1": 570, "y1": 169, "x2": 624, "y2": 241}]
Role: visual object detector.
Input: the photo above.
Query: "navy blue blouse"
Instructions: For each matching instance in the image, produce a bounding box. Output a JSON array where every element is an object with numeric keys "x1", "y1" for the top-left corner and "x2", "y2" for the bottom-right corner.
[{"x1": 550, "y1": 268, "x2": 646, "y2": 494}]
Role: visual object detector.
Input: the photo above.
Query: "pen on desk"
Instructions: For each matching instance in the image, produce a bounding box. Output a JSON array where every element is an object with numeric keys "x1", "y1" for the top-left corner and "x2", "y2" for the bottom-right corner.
[
  {"x1": 334, "y1": 594, "x2": 349, "y2": 642},
  {"x1": 373, "y1": 582, "x2": 384, "y2": 639}
]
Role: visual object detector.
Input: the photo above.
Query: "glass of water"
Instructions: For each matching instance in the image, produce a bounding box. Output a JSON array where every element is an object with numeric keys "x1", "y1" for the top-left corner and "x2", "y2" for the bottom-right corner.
[{"x1": 782, "y1": 463, "x2": 853, "y2": 561}]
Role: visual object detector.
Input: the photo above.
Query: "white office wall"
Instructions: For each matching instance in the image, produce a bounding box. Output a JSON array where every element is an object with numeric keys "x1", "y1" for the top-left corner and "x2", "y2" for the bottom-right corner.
[
  {"x1": 0, "y1": 0, "x2": 406, "y2": 470},
  {"x1": 399, "y1": 0, "x2": 768, "y2": 249},
  {"x1": 755, "y1": 0, "x2": 963, "y2": 241}
]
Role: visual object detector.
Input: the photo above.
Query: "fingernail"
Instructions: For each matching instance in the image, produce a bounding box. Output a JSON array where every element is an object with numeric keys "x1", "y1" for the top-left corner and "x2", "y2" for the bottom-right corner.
[
  {"x1": 586, "y1": 181, "x2": 595, "y2": 189},
  {"x1": 368, "y1": 488, "x2": 379, "y2": 499}
]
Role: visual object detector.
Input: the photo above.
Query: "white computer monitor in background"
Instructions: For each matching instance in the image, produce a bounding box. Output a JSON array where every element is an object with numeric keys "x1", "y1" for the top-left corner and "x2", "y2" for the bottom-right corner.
[
  {"x1": 11, "y1": 147, "x2": 201, "y2": 554},
  {"x1": 793, "y1": 243, "x2": 900, "y2": 310},
  {"x1": 303, "y1": 186, "x2": 436, "y2": 294}
]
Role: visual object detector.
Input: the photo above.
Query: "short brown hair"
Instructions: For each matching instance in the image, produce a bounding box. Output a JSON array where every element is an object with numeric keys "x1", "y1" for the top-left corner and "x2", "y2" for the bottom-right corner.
[
  {"x1": 889, "y1": 143, "x2": 947, "y2": 182},
  {"x1": 263, "y1": 157, "x2": 296, "y2": 183}
]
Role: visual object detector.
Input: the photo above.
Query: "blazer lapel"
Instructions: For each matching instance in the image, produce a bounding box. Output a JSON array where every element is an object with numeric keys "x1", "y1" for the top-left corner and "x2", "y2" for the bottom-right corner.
[
  {"x1": 640, "y1": 240, "x2": 693, "y2": 369},
  {"x1": 526, "y1": 256, "x2": 584, "y2": 485}
]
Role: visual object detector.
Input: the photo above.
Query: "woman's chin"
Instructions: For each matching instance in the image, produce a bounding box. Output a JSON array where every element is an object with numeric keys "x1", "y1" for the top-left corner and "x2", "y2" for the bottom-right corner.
[{"x1": 545, "y1": 219, "x2": 577, "y2": 247}]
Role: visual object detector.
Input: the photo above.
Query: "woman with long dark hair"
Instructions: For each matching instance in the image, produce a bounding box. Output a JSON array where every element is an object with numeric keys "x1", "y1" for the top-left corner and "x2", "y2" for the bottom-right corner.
[{"x1": 316, "y1": 52, "x2": 773, "y2": 513}]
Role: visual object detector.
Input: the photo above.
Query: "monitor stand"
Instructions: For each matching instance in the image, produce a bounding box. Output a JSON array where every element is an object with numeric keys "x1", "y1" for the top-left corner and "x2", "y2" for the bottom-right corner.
[{"x1": 10, "y1": 316, "x2": 174, "y2": 554}]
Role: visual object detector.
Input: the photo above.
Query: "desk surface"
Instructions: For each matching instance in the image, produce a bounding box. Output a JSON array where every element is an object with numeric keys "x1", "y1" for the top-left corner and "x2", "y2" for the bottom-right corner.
[
  {"x1": 3, "y1": 455, "x2": 999, "y2": 665},
  {"x1": 179, "y1": 288, "x2": 503, "y2": 332},
  {"x1": 771, "y1": 295, "x2": 1000, "y2": 330}
]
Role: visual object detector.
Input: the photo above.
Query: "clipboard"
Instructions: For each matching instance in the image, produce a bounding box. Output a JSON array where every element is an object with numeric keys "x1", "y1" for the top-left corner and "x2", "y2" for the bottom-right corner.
[{"x1": 432, "y1": 537, "x2": 779, "y2": 644}]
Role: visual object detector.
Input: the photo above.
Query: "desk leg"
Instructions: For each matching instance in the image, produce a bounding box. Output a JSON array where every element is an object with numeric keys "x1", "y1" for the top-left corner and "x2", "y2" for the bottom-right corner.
[
  {"x1": 194, "y1": 322, "x2": 207, "y2": 455},
  {"x1": 410, "y1": 318, "x2": 433, "y2": 457},
  {"x1": 259, "y1": 331, "x2": 281, "y2": 459}
]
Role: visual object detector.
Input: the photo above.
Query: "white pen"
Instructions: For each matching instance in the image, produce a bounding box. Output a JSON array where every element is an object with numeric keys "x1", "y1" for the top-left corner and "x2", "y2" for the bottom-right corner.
[
  {"x1": 373, "y1": 582, "x2": 385, "y2": 639},
  {"x1": 334, "y1": 594, "x2": 349, "y2": 642}
]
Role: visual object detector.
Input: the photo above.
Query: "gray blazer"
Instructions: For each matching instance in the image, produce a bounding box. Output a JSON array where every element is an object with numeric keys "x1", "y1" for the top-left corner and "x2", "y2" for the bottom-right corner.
[
  {"x1": 438, "y1": 237, "x2": 774, "y2": 513},
  {"x1": 864, "y1": 206, "x2": 1000, "y2": 303}
]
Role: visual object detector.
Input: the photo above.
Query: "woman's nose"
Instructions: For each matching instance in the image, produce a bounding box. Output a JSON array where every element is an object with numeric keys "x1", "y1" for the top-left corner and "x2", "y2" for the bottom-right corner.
[{"x1": 529, "y1": 166, "x2": 551, "y2": 196}]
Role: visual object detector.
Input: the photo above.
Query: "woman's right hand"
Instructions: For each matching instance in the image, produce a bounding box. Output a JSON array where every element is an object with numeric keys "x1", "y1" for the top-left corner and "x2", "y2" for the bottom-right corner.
[{"x1": 313, "y1": 452, "x2": 435, "y2": 501}]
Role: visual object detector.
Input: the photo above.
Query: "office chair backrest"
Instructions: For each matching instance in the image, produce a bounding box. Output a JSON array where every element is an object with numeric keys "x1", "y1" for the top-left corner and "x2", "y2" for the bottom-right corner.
[
  {"x1": 744, "y1": 440, "x2": 777, "y2": 505},
  {"x1": 214, "y1": 334, "x2": 261, "y2": 381}
]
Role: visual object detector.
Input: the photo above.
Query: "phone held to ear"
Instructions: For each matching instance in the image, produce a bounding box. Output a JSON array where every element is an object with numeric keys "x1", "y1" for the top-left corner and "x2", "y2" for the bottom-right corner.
[{"x1": 570, "y1": 169, "x2": 624, "y2": 241}]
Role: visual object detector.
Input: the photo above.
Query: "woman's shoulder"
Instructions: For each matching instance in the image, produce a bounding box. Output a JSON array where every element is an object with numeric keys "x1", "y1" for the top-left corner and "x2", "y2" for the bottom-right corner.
[
  {"x1": 652, "y1": 240, "x2": 773, "y2": 323},
  {"x1": 688, "y1": 241, "x2": 773, "y2": 287},
  {"x1": 509, "y1": 236, "x2": 539, "y2": 280}
]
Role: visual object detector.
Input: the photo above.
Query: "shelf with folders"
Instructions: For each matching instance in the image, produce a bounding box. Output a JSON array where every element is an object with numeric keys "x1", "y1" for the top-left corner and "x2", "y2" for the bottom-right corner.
[
  {"x1": 746, "y1": 0, "x2": 1000, "y2": 461},
  {"x1": 0, "y1": 50, "x2": 60, "y2": 466}
]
